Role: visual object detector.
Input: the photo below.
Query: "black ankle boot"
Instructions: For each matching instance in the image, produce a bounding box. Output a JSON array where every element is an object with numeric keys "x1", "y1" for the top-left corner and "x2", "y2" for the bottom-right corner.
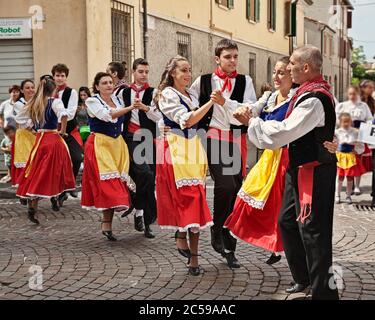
[{"x1": 27, "y1": 208, "x2": 39, "y2": 225}]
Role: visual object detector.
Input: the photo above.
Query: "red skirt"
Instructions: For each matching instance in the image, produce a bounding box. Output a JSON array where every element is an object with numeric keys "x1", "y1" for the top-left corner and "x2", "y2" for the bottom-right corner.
[
  {"x1": 156, "y1": 139, "x2": 213, "y2": 232},
  {"x1": 81, "y1": 134, "x2": 131, "y2": 212},
  {"x1": 337, "y1": 155, "x2": 366, "y2": 177},
  {"x1": 224, "y1": 148, "x2": 289, "y2": 253},
  {"x1": 360, "y1": 144, "x2": 373, "y2": 172},
  {"x1": 16, "y1": 132, "x2": 76, "y2": 199}
]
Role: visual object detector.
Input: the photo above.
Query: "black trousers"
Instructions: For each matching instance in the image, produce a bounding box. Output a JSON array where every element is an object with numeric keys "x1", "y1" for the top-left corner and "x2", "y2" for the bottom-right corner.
[
  {"x1": 125, "y1": 133, "x2": 157, "y2": 226},
  {"x1": 206, "y1": 138, "x2": 243, "y2": 253},
  {"x1": 278, "y1": 163, "x2": 339, "y2": 300},
  {"x1": 64, "y1": 134, "x2": 84, "y2": 179},
  {"x1": 371, "y1": 150, "x2": 375, "y2": 199}
]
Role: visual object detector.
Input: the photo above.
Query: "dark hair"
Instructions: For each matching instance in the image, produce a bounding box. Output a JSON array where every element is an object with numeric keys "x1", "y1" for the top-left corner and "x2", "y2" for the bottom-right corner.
[
  {"x1": 8, "y1": 85, "x2": 21, "y2": 94},
  {"x1": 51, "y1": 63, "x2": 70, "y2": 77},
  {"x1": 215, "y1": 39, "x2": 239, "y2": 57},
  {"x1": 108, "y1": 62, "x2": 126, "y2": 80},
  {"x1": 92, "y1": 72, "x2": 112, "y2": 94},
  {"x1": 360, "y1": 80, "x2": 375, "y2": 115},
  {"x1": 260, "y1": 82, "x2": 273, "y2": 96},
  {"x1": 20, "y1": 79, "x2": 34, "y2": 90},
  {"x1": 3, "y1": 125, "x2": 16, "y2": 134},
  {"x1": 78, "y1": 86, "x2": 92, "y2": 104},
  {"x1": 133, "y1": 58, "x2": 149, "y2": 71}
]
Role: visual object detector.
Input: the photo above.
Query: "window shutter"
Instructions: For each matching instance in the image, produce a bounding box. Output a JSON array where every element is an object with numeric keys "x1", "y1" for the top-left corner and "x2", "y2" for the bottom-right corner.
[
  {"x1": 246, "y1": 0, "x2": 250, "y2": 20},
  {"x1": 255, "y1": 0, "x2": 260, "y2": 22},
  {"x1": 290, "y1": 0, "x2": 297, "y2": 36},
  {"x1": 228, "y1": 0, "x2": 234, "y2": 9},
  {"x1": 272, "y1": 0, "x2": 276, "y2": 30}
]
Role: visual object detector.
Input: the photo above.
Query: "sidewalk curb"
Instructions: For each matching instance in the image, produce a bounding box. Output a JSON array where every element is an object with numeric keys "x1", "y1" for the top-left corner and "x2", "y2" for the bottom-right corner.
[{"x1": 0, "y1": 187, "x2": 17, "y2": 199}]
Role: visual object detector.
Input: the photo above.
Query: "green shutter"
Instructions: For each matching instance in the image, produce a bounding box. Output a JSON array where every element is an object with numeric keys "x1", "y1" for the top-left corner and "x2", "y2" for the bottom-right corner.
[
  {"x1": 272, "y1": 0, "x2": 276, "y2": 30},
  {"x1": 215, "y1": 0, "x2": 221, "y2": 4},
  {"x1": 246, "y1": 0, "x2": 250, "y2": 20},
  {"x1": 290, "y1": 1, "x2": 297, "y2": 36},
  {"x1": 228, "y1": 0, "x2": 234, "y2": 9},
  {"x1": 255, "y1": 0, "x2": 260, "y2": 22}
]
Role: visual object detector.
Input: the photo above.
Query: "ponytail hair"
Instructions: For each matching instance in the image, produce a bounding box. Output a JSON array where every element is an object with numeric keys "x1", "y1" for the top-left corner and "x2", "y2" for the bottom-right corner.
[
  {"x1": 154, "y1": 55, "x2": 189, "y2": 108},
  {"x1": 25, "y1": 76, "x2": 56, "y2": 126}
]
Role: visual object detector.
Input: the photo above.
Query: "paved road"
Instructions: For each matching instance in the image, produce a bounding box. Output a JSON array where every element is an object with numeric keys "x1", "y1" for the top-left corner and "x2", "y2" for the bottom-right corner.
[{"x1": 0, "y1": 175, "x2": 375, "y2": 300}]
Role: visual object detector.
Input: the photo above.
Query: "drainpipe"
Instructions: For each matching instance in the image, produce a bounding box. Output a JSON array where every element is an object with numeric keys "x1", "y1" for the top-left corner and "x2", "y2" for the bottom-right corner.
[{"x1": 142, "y1": 0, "x2": 148, "y2": 59}]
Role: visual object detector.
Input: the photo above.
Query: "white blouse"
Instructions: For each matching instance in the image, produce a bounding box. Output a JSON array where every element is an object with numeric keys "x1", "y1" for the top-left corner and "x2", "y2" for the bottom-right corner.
[
  {"x1": 85, "y1": 94, "x2": 123, "y2": 123},
  {"x1": 15, "y1": 98, "x2": 69, "y2": 129},
  {"x1": 56, "y1": 88, "x2": 79, "y2": 122},
  {"x1": 335, "y1": 100, "x2": 373, "y2": 125},
  {"x1": 158, "y1": 87, "x2": 198, "y2": 130},
  {"x1": 335, "y1": 127, "x2": 364, "y2": 154}
]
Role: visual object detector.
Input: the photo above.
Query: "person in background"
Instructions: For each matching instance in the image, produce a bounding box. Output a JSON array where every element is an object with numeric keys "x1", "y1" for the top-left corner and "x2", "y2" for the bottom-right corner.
[
  {"x1": 259, "y1": 82, "x2": 273, "y2": 98},
  {"x1": 0, "y1": 85, "x2": 21, "y2": 129},
  {"x1": 336, "y1": 85, "x2": 373, "y2": 195},
  {"x1": 77, "y1": 87, "x2": 91, "y2": 143},
  {"x1": 0, "y1": 126, "x2": 16, "y2": 183},
  {"x1": 107, "y1": 61, "x2": 128, "y2": 96},
  {"x1": 335, "y1": 113, "x2": 365, "y2": 204}
]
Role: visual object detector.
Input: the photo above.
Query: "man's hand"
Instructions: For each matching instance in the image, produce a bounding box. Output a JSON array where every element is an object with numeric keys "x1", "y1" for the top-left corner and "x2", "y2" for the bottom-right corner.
[
  {"x1": 210, "y1": 90, "x2": 226, "y2": 106},
  {"x1": 323, "y1": 139, "x2": 338, "y2": 154},
  {"x1": 233, "y1": 106, "x2": 252, "y2": 126}
]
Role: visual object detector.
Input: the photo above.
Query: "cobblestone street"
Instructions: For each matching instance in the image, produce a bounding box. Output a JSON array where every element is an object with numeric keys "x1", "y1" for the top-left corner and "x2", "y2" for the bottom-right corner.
[{"x1": 1, "y1": 175, "x2": 375, "y2": 301}]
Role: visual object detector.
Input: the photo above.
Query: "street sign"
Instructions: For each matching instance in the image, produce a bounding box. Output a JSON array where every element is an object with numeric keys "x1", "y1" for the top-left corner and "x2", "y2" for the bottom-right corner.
[{"x1": 0, "y1": 18, "x2": 32, "y2": 39}]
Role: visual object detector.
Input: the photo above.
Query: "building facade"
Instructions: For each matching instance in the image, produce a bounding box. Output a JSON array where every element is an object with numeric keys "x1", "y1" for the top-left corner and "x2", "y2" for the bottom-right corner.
[
  {"x1": 0, "y1": 0, "x2": 310, "y2": 101},
  {"x1": 303, "y1": 0, "x2": 354, "y2": 101}
]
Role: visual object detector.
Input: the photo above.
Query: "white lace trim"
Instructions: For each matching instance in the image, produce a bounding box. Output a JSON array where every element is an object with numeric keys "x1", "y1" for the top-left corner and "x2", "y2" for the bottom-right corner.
[
  {"x1": 14, "y1": 162, "x2": 26, "y2": 169},
  {"x1": 82, "y1": 205, "x2": 130, "y2": 213},
  {"x1": 99, "y1": 172, "x2": 136, "y2": 191},
  {"x1": 237, "y1": 189, "x2": 266, "y2": 210},
  {"x1": 160, "y1": 221, "x2": 214, "y2": 233},
  {"x1": 175, "y1": 178, "x2": 205, "y2": 189},
  {"x1": 17, "y1": 188, "x2": 76, "y2": 200}
]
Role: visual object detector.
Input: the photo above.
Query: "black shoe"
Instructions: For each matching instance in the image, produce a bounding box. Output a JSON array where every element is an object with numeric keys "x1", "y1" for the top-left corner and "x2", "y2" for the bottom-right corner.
[
  {"x1": 69, "y1": 190, "x2": 78, "y2": 198},
  {"x1": 266, "y1": 253, "x2": 282, "y2": 265},
  {"x1": 285, "y1": 283, "x2": 309, "y2": 294},
  {"x1": 210, "y1": 227, "x2": 224, "y2": 255},
  {"x1": 58, "y1": 193, "x2": 68, "y2": 207},
  {"x1": 102, "y1": 231, "x2": 117, "y2": 242},
  {"x1": 121, "y1": 204, "x2": 134, "y2": 218},
  {"x1": 187, "y1": 254, "x2": 202, "y2": 276},
  {"x1": 134, "y1": 215, "x2": 144, "y2": 232},
  {"x1": 371, "y1": 199, "x2": 375, "y2": 207},
  {"x1": 50, "y1": 198, "x2": 60, "y2": 212},
  {"x1": 144, "y1": 225, "x2": 155, "y2": 239},
  {"x1": 225, "y1": 252, "x2": 241, "y2": 269},
  {"x1": 20, "y1": 198, "x2": 27, "y2": 206},
  {"x1": 174, "y1": 231, "x2": 191, "y2": 258},
  {"x1": 27, "y1": 208, "x2": 39, "y2": 225}
]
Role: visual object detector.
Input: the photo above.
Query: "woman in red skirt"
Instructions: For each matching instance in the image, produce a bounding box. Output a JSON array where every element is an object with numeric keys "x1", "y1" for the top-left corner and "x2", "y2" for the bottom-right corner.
[
  {"x1": 81, "y1": 72, "x2": 135, "y2": 241},
  {"x1": 225, "y1": 57, "x2": 296, "y2": 265},
  {"x1": 155, "y1": 56, "x2": 218, "y2": 276},
  {"x1": 16, "y1": 75, "x2": 75, "y2": 224}
]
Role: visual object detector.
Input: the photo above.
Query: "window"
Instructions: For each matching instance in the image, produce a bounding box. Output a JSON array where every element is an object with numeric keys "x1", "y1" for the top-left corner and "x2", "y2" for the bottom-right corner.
[
  {"x1": 111, "y1": 0, "x2": 135, "y2": 83},
  {"x1": 249, "y1": 53, "x2": 256, "y2": 85},
  {"x1": 177, "y1": 32, "x2": 191, "y2": 62},
  {"x1": 246, "y1": 0, "x2": 260, "y2": 22},
  {"x1": 215, "y1": 0, "x2": 234, "y2": 9},
  {"x1": 268, "y1": 0, "x2": 276, "y2": 31},
  {"x1": 267, "y1": 57, "x2": 272, "y2": 84},
  {"x1": 285, "y1": 1, "x2": 297, "y2": 37}
]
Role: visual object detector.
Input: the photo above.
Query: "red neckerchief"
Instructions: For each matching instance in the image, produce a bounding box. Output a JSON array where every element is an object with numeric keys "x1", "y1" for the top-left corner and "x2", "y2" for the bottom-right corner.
[
  {"x1": 214, "y1": 68, "x2": 238, "y2": 93},
  {"x1": 130, "y1": 83, "x2": 150, "y2": 99},
  {"x1": 54, "y1": 84, "x2": 67, "y2": 98},
  {"x1": 284, "y1": 76, "x2": 334, "y2": 224}
]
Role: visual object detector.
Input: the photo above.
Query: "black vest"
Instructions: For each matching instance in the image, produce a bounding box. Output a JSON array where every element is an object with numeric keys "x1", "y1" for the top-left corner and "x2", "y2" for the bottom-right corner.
[
  {"x1": 288, "y1": 91, "x2": 337, "y2": 168},
  {"x1": 198, "y1": 74, "x2": 248, "y2": 133},
  {"x1": 122, "y1": 87, "x2": 157, "y2": 138},
  {"x1": 61, "y1": 87, "x2": 77, "y2": 134}
]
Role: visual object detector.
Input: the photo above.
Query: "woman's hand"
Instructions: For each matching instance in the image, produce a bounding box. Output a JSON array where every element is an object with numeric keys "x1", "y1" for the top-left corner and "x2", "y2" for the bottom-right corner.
[
  {"x1": 233, "y1": 106, "x2": 252, "y2": 126},
  {"x1": 323, "y1": 139, "x2": 338, "y2": 154},
  {"x1": 210, "y1": 90, "x2": 225, "y2": 106}
]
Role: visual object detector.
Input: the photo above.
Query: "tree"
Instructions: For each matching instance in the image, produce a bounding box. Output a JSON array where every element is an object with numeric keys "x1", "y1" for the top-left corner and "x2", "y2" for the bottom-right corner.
[{"x1": 352, "y1": 46, "x2": 375, "y2": 84}]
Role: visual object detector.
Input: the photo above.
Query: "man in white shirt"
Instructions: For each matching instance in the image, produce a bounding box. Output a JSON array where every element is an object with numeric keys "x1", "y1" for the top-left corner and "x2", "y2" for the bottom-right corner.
[
  {"x1": 51, "y1": 64, "x2": 83, "y2": 209},
  {"x1": 235, "y1": 45, "x2": 339, "y2": 300},
  {"x1": 0, "y1": 85, "x2": 21, "y2": 129},
  {"x1": 189, "y1": 39, "x2": 257, "y2": 269}
]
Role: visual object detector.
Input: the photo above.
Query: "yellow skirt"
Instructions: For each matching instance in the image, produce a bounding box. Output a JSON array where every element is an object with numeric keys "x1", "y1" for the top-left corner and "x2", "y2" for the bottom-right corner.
[
  {"x1": 336, "y1": 152, "x2": 356, "y2": 169},
  {"x1": 14, "y1": 129, "x2": 36, "y2": 168}
]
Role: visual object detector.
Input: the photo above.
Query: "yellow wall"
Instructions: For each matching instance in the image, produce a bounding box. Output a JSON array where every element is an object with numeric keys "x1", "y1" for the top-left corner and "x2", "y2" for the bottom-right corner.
[
  {"x1": 0, "y1": 0, "x2": 88, "y2": 89},
  {"x1": 147, "y1": 0, "x2": 293, "y2": 55}
]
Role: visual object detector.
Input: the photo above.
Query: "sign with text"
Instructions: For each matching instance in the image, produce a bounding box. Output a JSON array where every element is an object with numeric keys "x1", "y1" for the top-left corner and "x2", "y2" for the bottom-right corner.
[
  {"x1": 0, "y1": 18, "x2": 32, "y2": 39},
  {"x1": 358, "y1": 122, "x2": 375, "y2": 145}
]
